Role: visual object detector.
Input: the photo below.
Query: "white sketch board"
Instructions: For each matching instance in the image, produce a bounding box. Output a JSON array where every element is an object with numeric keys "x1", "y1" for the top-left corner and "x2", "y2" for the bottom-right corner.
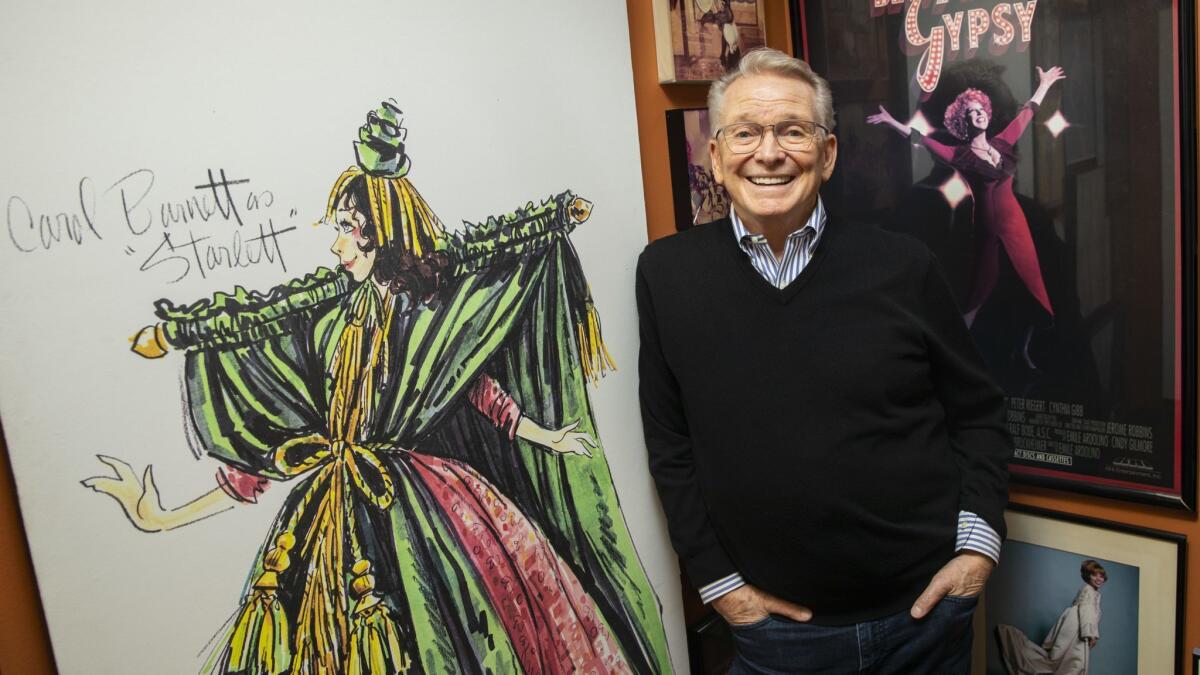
[{"x1": 0, "y1": 1, "x2": 687, "y2": 672}]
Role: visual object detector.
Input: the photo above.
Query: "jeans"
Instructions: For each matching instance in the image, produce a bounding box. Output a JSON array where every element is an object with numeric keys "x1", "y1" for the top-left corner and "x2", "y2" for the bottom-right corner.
[{"x1": 727, "y1": 595, "x2": 977, "y2": 675}]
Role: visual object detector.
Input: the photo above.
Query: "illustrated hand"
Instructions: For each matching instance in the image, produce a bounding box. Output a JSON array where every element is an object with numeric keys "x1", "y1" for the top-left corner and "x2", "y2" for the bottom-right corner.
[
  {"x1": 865, "y1": 105, "x2": 895, "y2": 126},
  {"x1": 81, "y1": 456, "x2": 170, "y2": 532},
  {"x1": 1037, "y1": 66, "x2": 1066, "y2": 87},
  {"x1": 129, "y1": 324, "x2": 170, "y2": 359},
  {"x1": 910, "y1": 550, "x2": 995, "y2": 618},
  {"x1": 517, "y1": 418, "x2": 597, "y2": 458},
  {"x1": 712, "y1": 584, "x2": 812, "y2": 625}
]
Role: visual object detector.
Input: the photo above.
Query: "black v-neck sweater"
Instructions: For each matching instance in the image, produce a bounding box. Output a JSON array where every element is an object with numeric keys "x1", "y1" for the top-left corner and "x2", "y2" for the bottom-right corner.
[{"x1": 636, "y1": 217, "x2": 1012, "y2": 625}]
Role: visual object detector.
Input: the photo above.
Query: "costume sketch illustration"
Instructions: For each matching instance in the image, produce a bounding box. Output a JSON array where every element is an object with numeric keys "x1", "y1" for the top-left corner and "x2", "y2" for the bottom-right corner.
[
  {"x1": 81, "y1": 102, "x2": 671, "y2": 674},
  {"x1": 995, "y1": 560, "x2": 1107, "y2": 675}
]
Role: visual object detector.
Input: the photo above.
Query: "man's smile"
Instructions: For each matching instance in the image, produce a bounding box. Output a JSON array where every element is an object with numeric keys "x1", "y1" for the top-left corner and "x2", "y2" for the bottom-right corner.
[{"x1": 746, "y1": 176, "x2": 796, "y2": 186}]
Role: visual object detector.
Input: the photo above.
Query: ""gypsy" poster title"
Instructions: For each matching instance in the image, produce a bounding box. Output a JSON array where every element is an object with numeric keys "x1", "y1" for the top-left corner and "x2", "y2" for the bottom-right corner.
[{"x1": 872, "y1": 0, "x2": 1039, "y2": 93}]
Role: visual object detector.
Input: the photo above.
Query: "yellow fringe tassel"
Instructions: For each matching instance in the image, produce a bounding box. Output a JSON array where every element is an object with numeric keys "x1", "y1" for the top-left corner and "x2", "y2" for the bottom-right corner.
[
  {"x1": 244, "y1": 271, "x2": 411, "y2": 672},
  {"x1": 576, "y1": 303, "x2": 617, "y2": 383},
  {"x1": 347, "y1": 560, "x2": 410, "y2": 674},
  {"x1": 347, "y1": 605, "x2": 410, "y2": 675},
  {"x1": 290, "y1": 469, "x2": 348, "y2": 674},
  {"x1": 226, "y1": 534, "x2": 295, "y2": 675}
]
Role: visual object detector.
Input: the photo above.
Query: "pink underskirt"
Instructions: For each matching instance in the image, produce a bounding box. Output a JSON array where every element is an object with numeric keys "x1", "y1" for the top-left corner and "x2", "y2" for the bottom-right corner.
[{"x1": 409, "y1": 451, "x2": 631, "y2": 674}]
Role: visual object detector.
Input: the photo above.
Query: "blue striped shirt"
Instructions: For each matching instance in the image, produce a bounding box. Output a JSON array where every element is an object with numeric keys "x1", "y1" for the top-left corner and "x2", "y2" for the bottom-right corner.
[
  {"x1": 699, "y1": 203, "x2": 1001, "y2": 605},
  {"x1": 730, "y1": 201, "x2": 826, "y2": 288}
]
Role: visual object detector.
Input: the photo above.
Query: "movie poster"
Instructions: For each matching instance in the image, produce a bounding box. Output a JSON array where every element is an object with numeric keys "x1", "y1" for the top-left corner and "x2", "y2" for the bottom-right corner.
[{"x1": 797, "y1": 0, "x2": 1195, "y2": 505}]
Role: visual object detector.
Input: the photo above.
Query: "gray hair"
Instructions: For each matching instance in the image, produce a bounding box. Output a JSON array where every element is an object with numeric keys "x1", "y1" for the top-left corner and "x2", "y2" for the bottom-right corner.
[{"x1": 707, "y1": 47, "x2": 835, "y2": 132}]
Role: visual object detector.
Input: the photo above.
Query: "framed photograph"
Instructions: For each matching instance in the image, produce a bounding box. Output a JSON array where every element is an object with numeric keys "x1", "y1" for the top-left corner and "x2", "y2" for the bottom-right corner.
[
  {"x1": 653, "y1": 0, "x2": 767, "y2": 83},
  {"x1": 666, "y1": 108, "x2": 731, "y2": 230},
  {"x1": 976, "y1": 505, "x2": 1186, "y2": 674},
  {"x1": 792, "y1": 0, "x2": 1198, "y2": 507}
]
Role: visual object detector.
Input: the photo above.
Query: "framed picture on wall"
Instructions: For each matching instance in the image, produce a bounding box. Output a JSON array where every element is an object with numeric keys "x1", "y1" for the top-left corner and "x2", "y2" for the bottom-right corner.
[
  {"x1": 977, "y1": 505, "x2": 1185, "y2": 674},
  {"x1": 792, "y1": 0, "x2": 1198, "y2": 508},
  {"x1": 666, "y1": 108, "x2": 731, "y2": 231},
  {"x1": 653, "y1": 0, "x2": 767, "y2": 83}
]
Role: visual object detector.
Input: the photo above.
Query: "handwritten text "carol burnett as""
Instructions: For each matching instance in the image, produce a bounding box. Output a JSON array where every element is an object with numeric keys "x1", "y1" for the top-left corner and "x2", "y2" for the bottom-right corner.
[{"x1": 6, "y1": 168, "x2": 299, "y2": 283}]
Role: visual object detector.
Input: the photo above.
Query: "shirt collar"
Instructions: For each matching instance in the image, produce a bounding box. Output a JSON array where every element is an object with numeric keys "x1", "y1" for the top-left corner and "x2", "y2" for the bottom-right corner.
[{"x1": 730, "y1": 197, "x2": 827, "y2": 250}]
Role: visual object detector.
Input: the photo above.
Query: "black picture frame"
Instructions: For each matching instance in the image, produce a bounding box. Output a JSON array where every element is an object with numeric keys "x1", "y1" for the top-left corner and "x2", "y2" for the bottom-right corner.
[
  {"x1": 979, "y1": 504, "x2": 1187, "y2": 674},
  {"x1": 686, "y1": 611, "x2": 736, "y2": 674},
  {"x1": 791, "y1": 0, "x2": 1198, "y2": 509},
  {"x1": 666, "y1": 107, "x2": 731, "y2": 231}
]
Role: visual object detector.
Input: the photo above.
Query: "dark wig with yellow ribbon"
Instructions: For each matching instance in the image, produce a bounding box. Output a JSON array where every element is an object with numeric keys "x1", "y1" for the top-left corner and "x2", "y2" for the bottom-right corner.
[{"x1": 326, "y1": 101, "x2": 451, "y2": 301}]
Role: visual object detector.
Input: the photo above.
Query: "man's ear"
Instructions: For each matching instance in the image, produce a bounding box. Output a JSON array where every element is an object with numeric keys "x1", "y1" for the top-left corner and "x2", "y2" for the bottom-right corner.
[
  {"x1": 820, "y1": 133, "x2": 838, "y2": 182},
  {"x1": 709, "y1": 138, "x2": 724, "y2": 185}
]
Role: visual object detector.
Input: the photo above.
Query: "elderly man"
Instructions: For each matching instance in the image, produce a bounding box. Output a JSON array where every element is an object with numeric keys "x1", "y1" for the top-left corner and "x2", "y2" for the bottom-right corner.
[{"x1": 636, "y1": 48, "x2": 1012, "y2": 673}]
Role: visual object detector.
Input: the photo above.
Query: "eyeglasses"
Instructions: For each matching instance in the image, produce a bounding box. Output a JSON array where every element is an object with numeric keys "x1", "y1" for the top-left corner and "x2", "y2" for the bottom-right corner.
[{"x1": 716, "y1": 119, "x2": 830, "y2": 153}]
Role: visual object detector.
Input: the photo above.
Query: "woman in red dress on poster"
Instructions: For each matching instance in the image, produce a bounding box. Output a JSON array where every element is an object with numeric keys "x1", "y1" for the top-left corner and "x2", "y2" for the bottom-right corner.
[{"x1": 868, "y1": 66, "x2": 1066, "y2": 337}]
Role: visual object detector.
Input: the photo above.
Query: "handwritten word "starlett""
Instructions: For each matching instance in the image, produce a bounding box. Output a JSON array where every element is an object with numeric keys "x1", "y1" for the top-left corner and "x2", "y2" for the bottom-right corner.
[
  {"x1": 5, "y1": 168, "x2": 300, "y2": 284},
  {"x1": 872, "y1": 0, "x2": 1038, "y2": 93}
]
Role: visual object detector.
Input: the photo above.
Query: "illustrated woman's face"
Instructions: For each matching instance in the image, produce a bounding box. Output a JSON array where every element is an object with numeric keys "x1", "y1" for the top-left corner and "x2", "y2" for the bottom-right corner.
[
  {"x1": 1089, "y1": 571, "x2": 1107, "y2": 590},
  {"x1": 966, "y1": 102, "x2": 989, "y2": 131},
  {"x1": 330, "y1": 193, "x2": 377, "y2": 283}
]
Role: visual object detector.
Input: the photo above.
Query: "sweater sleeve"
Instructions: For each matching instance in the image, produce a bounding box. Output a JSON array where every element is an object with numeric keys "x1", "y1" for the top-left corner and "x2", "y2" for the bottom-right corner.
[
  {"x1": 994, "y1": 101, "x2": 1039, "y2": 147},
  {"x1": 636, "y1": 254, "x2": 739, "y2": 589},
  {"x1": 911, "y1": 130, "x2": 957, "y2": 164},
  {"x1": 215, "y1": 465, "x2": 270, "y2": 504},
  {"x1": 919, "y1": 252, "x2": 1013, "y2": 539},
  {"x1": 467, "y1": 373, "x2": 522, "y2": 440}
]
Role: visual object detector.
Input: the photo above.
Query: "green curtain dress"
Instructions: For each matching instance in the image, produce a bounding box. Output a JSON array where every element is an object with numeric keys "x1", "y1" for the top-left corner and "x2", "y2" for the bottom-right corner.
[{"x1": 154, "y1": 193, "x2": 671, "y2": 675}]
